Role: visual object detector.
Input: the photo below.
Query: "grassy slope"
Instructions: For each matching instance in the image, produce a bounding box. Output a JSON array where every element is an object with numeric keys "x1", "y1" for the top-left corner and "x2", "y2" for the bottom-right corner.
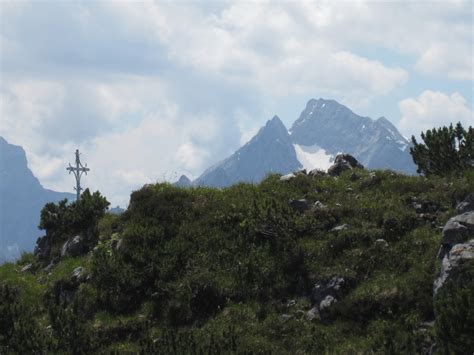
[{"x1": 1, "y1": 169, "x2": 473, "y2": 353}]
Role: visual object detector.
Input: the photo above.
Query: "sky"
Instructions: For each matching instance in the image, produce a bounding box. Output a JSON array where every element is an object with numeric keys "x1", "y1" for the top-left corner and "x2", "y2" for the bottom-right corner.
[{"x1": 0, "y1": 0, "x2": 473, "y2": 207}]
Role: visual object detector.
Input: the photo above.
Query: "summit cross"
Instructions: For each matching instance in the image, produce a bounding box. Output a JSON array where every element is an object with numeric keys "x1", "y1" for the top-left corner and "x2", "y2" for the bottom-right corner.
[{"x1": 67, "y1": 149, "x2": 90, "y2": 201}]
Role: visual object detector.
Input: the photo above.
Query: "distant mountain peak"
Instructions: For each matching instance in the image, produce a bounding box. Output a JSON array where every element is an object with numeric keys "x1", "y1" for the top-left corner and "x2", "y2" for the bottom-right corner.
[{"x1": 174, "y1": 174, "x2": 192, "y2": 187}]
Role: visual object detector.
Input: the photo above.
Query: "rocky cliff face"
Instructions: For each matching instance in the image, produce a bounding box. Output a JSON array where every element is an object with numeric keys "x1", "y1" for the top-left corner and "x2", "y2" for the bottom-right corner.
[
  {"x1": 0, "y1": 137, "x2": 74, "y2": 262},
  {"x1": 195, "y1": 99, "x2": 416, "y2": 187}
]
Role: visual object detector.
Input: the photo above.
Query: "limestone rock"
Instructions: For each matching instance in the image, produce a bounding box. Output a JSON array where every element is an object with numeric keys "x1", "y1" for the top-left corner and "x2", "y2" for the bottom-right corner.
[
  {"x1": 442, "y1": 211, "x2": 474, "y2": 245},
  {"x1": 433, "y1": 239, "x2": 474, "y2": 296},
  {"x1": 327, "y1": 154, "x2": 364, "y2": 177},
  {"x1": 456, "y1": 193, "x2": 474, "y2": 213},
  {"x1": 61, "y1": 235, "x2": 86, "y2": 257}
]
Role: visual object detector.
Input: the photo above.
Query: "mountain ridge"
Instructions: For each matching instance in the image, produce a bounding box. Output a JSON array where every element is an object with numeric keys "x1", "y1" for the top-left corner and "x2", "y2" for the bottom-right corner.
[{"x1": 192, "y1": 98, "x2": 416, "y2": 187}]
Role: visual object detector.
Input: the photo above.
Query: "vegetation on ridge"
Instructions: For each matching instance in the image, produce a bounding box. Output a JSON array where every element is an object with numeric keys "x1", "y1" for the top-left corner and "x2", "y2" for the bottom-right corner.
[{"x1": 1, "y1": 167, "x2": 473, "y2": 353}]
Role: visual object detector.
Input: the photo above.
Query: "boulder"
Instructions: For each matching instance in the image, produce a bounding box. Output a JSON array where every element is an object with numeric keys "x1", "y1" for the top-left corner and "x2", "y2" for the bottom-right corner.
[
  {"x1": 442, "y1": 211, "x2": 474, "y2": 245},
  {"x1": 327, "y1": 154, "x2": 364, "y2": 177},
  {"x1": 289, "y1": 199, "x2": 310, "y2": 213},
  {"x1": 433, "y1": 239, "x2": 474, "y2": 296},
  {"x1": 61, "y1": 235, "x2": 86, "y2": 257},
  {"x1": 456, "y1": 193, "x2": 474, "y2": 213}
]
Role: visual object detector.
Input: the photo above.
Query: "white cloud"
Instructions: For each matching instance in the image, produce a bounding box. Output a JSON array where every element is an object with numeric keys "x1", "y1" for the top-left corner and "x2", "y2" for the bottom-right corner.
[
  {"x1": 398, "y1": 91, "x2": 473, "y2": 138},
  {"x1": 107, "y1": 1, "x2": 410, "y2": 102}
]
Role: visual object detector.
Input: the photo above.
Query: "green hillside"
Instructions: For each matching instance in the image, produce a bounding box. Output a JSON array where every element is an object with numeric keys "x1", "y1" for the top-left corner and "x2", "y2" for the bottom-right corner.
[{"x1": 1, "y1": 168, "x2": 473, "y2": 353}]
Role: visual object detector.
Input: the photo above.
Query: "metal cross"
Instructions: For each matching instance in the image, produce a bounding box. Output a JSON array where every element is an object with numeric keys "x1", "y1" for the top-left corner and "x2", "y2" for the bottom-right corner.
[{"x1": 67, "y1": 149, "x2": 90, "y2": 201}]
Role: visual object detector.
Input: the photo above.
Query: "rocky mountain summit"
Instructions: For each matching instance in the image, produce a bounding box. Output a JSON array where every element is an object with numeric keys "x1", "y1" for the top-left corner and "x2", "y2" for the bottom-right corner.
[
  {"x1": 193, "y1": 98, "x2": 416, "y2": 187},
  {"x1": 195, "y1": 116, "x2": 301, "y2": 187}
]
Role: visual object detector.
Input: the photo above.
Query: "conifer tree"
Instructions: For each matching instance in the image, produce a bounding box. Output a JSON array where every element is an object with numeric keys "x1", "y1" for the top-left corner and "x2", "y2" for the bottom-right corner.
[{"x1": 410, "y1": 122, "x2": 473, "y2": 176}]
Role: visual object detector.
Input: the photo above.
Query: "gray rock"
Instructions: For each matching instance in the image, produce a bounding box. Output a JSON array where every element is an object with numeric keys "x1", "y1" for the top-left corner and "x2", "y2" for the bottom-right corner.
[
  {"x1": 456, "y1": 193, "x2": 474, "y2": 213},
  {"x1": 306, "y1": 306, "x2": 320, "y2": 321},
  {"x1": 319, "y1": 295, "x2": 337, "y2": 311},
  {"x1": 280, "y1": 173, "x2": 296, "y2": 181},
  {"x1": 314, "y1": 201, "x2": 326, "y2": 209},
  {"x1": 442, "y1": 211, "x2": 474, "y2": 245},
  {"x1": 61, "y1": 235, "x2": 86, "y2": 257},
  {"x1": 71, "y1": 266, "x2": 86, "y2": 283},
  {"x1": 289, "y1": 199, "x2": 310, "y2": 213},
  {"x1": 327, "y1": 154, "x2": 364, "y2": 177},
  {"x1": 43, "y1": 256, "x2": 60, "y2": 272},
  {"x1": 20, "y1": 263, "x2": 33, "y2": 272},
  {"x1": 331, "y1": 224, "x2": 349, "y2": 232},
  {"x1": 312, "y1": 276, "x2": 346, "y2": 304},
  {"x1": 433, "y1": 239, "x2": 474, "y2": 296}
]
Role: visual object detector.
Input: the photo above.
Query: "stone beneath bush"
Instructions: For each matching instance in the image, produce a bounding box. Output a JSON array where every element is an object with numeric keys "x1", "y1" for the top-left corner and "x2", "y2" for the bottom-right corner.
[{"x1": 61, "y1": 235, "x2": 86, "y2": 257}]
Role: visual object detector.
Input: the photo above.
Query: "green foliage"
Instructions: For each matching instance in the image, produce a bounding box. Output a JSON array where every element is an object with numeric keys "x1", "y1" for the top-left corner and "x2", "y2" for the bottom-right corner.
[
  {"x1": 38, "y1": 188, "x2": 110, "y2": 258},
  {"x1": 410, "y1": 122, "x2": 474, "y2": 176},
  {"x1": 0, "y1": 283, "x2": 47, "y2": 353},
  {"x1": 39, "y1": 188, "x2": 109, "y2": 236},
  {"x1": 434, "y1": 259, "x2": 474, "y2": 353}
]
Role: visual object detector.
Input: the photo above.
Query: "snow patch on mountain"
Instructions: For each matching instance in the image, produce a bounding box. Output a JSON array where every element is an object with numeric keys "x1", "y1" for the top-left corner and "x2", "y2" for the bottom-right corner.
[{"x1": 293, "y1": 144, "x2": 334, "y2": 171}]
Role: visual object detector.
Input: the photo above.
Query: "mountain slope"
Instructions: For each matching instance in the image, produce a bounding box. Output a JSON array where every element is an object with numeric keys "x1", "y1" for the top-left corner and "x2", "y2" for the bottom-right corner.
[
  {"x1": 195, "y1": 116, "x2": 302, "y2": 187},
  {"x1": 290, "y1": 98, "x2": 416, "y2": 173},
  {"x1": 0, "y1": 137, "x2": 74, "y2": 262}
]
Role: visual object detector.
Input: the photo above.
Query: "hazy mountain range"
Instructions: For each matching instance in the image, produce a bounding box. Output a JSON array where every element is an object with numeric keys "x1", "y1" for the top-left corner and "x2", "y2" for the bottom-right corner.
[
  {"x1": 189, "y1": 98, "x2": 416, "y2": 187},
  {"x1": 0, "y1": 137, "x2": 74, "y2": 262}
]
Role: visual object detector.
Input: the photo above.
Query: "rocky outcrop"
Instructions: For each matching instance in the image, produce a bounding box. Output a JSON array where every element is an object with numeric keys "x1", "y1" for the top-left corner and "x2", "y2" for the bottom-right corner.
[
  {"x1": 61, "y1": 235, "x2": 87, "y2": 257},
  {"x1": 434, "y1": 201, "x2": 474, "y2": 297},
  {"x1": 433, "y1": 240, "x2": 474, "y2": 296},
  {"x1": 456, "y1": 193, "x2": 474, "y2": 213},
  {"x1": 327, "y1": 154, "x2": 364, "y2": 177},
  {"x1": 307, "y1": 276, "x2": 347, "y2": 321},
  {"x1": 438, "y1": 211, "x2": 474, "y2": 259}
]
